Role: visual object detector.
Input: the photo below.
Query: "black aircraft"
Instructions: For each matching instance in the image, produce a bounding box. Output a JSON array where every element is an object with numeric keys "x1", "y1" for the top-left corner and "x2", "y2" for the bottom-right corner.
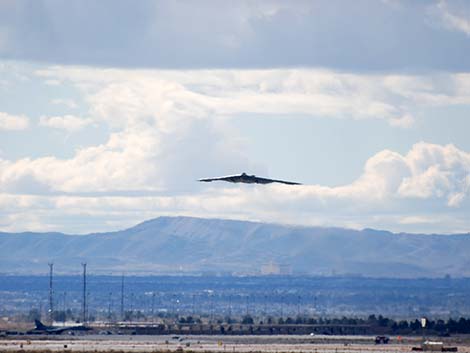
[
  {"x1": 199, "y1": 172, "x2": 301, "y2": 185},
  {"x1": 27, "y1": 319, "x2": 91, "y2": 334}
]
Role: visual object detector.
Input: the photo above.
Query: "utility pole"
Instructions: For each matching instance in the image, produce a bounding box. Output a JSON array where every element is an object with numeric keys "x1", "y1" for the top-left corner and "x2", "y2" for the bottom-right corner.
[
  {"x1": 120, "y1": 274, "x2": 124, "y2": 320},
  {"x1": 172, "y1": 294, "x2": 176, "y2": 318},
  {"x1": 130, "y1": 292, "x2": 134, "y2": 315},
  {"x1": 192, "y1": 294, "x2": 196, "y2": 316},
  {"x1": 48, "y1": 263, "x2": 54, "y2": 324},
  {"x1": 209, "y1": 293, "x2": 213, "y2": 322},
  {"x1": 108, "y1": 292, "x2": 112, "y2": 320},
  {"x1": 151, "y1": 292, "x2": 156, "y2": 317},
  {"x1": 87, "y1": 291, "x2": 90, "y2": 321},
  {"x1": 63, "y1": 292, "x2": 67, "y2": 321},
  {"x1": 82, "y1": 263, "x2": 87, "y2": 323},
  {"x1": 297, "y1": 295, "x2": 301, "y2": 317},
  {"x1": 280, "y1": 294, "x2": 284, "y2": 318},
  {"x1": 264, "y1": 295, "x2": 268, "y2": 315}
]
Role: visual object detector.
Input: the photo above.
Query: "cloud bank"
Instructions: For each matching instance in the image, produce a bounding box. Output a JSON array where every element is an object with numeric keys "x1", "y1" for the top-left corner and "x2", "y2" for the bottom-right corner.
[
  {"x1": 1, "y1": 1, "x2": 470, "y2": 71},
  {"x1": 0, "y1": 65, "x2": 469, "y2": 233},
  {"x1": 0, "y1": 142, "x2": 469, "y2": 234}
]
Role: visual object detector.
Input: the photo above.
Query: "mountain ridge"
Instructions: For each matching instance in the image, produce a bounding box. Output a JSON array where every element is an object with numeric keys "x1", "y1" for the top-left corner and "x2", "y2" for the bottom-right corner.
[{"x1": 1, "y1": 216, "x2": 469, "y2": 277}]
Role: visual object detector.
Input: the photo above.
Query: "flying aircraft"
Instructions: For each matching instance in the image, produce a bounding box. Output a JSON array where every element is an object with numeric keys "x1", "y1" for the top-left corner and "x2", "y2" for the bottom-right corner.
[
  {"x1": 27, "y1": 319, "x2": 91, "y2": 334},
  {"x1": 198, "y1": 172, "x2": 301, "y2": 185}
]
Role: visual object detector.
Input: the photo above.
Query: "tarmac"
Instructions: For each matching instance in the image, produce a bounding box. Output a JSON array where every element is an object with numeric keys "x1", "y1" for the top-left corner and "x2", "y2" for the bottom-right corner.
[{"x1": 1, "y1": 335, "x2": 470, "y2": 353}]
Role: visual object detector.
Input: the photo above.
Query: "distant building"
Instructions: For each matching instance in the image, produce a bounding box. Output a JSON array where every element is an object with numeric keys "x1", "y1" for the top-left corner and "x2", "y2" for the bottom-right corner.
[
  {"x1": 261, "y1": 261, "x2": 292, "y2": 275},
  {"x1": 261, "y1": 261, "x2": 280, "y2": 275}
]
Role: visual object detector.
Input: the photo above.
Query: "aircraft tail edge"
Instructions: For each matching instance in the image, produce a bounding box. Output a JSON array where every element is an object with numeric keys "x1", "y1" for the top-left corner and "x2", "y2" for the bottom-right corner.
[{"x1": 34, "y1": 319, "x2": 47, "y2": 330}]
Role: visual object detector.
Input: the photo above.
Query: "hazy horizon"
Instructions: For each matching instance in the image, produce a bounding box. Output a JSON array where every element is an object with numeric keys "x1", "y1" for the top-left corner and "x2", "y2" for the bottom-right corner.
[{"x1": 2, "y1": 214, "x2": 470, "y2": 236}]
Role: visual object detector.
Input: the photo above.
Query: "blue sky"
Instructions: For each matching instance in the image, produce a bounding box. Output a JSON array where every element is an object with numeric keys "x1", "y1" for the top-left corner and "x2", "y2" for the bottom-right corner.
[{"x1": 0, "y1": 0, "x2": 470, "y2": 234}]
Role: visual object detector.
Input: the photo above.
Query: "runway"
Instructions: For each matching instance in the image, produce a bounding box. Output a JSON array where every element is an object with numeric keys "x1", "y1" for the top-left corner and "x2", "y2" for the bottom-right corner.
[{"x1": 1, "y1": 335, "x2": 469, "y2": 353}]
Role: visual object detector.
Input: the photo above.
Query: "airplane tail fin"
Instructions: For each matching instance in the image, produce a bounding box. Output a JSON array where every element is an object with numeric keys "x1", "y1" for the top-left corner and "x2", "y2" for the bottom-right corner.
[{"x1": 34, "y1": 319, "x2": 47, "y2": 330}]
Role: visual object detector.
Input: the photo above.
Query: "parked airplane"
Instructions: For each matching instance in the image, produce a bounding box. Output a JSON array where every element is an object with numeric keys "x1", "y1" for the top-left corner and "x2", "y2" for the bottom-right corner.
[
  {"x1": 27, "y1": 319, "x2": 91, "y2": 334},
  {"x1": 199, "y1": 172, "x2": 301, "y2": 185}
]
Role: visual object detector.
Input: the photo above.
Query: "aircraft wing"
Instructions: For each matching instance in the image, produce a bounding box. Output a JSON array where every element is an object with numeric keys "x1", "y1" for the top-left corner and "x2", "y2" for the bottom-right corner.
[
  {"x1": 254, "y1": 176, "x2": 302, "y2": 185},
  {"x1": 198, "y1": 174, "x2": 242, "y2": 183},
  {"x1": 46, "y1": 327, "x2": 70, "y2": 334}
]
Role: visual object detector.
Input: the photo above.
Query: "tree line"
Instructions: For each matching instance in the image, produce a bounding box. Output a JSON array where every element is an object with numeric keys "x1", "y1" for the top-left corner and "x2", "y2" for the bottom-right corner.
[
  {"x1": 181, "y1": 314, "x2": 470, "y2": 335},
  {"x1": 26, "y1": 308, "x2": 470, "y2": 335}
]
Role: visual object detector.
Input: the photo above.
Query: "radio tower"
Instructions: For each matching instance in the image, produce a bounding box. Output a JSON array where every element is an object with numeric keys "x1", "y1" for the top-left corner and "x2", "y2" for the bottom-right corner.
[
  {"x1": 48, "y1": 263, "x2": 54, "y2": 324},
  {"x1": 82, "y1": 263, "x2": 87, "y2": 323}
]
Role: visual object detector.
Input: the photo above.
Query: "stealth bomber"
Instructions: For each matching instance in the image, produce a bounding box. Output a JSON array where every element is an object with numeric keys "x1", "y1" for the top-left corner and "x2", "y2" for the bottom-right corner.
[{"x1": 199, "y1": 172, "x2": 301, "y2": 185}]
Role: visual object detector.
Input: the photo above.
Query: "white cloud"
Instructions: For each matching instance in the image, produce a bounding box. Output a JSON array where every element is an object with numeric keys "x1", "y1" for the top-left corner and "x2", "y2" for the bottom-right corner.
[
  {"x1": 51, "y1": 98, "x2": 78, "y2": 109},
  {"x1": 0, "y1": 112, "x2": 29, "y2": 130},
  {"x1": 0, "y1": 141, "x2": 469, "y2": 233},
  {"x1": 435, "y1": 1, "x2": 470, "y2": 36},
  {"x1": 1, "y1": 65, "x2": 470, "y2": 233},
  {"x1": 388, "y1": 113, "x2": 414, "y2": 128},
  {"x1": 39, "y1": 115, "x2": 92, "y2": 132},
  {"x1": 1, "y1": 107, "x2": 254, "y2": 193},
  {"x1": 34, "y1": 67, "x2": 470, "y2": 132},
  {"x1": 397, "y1": 143, "x2": 470, "y2": 206},
  {"x1": 399, "y1": 216, "x2": 440, "y2": 225}
]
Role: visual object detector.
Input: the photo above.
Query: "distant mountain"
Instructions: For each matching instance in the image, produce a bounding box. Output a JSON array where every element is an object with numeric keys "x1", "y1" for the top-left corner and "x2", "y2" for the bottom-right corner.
[{"x1": 1, "y1": 216, "x2": 469, "y2": 277}]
